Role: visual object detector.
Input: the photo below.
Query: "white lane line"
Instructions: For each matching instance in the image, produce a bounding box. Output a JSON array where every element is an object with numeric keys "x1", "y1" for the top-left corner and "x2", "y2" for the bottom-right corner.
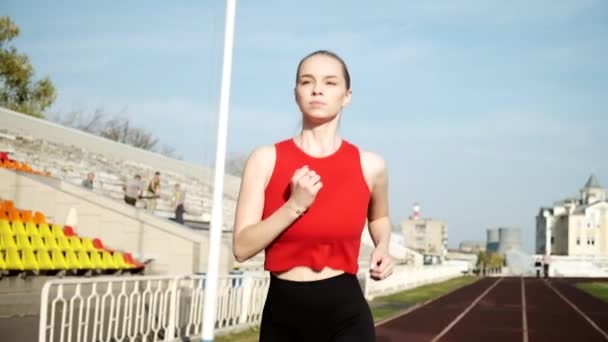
[
  {"x1": 521, "y1": 277, "x2": 528, "y2": 342},
  {"x1": 544, "y1": 280, "x2": 608, "y2": 340},
  {"x1": 430, "y1": 277, "x2": 503, "y2": 342}
]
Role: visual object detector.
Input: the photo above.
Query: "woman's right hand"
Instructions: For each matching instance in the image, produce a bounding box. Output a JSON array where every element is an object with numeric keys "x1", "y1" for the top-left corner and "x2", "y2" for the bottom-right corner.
[{"x1": 288, "y1": 165, "x2": 323, "y2": 213}]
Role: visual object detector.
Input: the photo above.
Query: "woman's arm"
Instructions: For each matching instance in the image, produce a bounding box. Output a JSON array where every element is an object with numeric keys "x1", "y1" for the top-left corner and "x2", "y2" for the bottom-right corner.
[
  {"x1": 362, "y1": 151, "x2": 393, "y2": 280},
  {"x1": 232, "y1": 146, "x2": 322, "y2": 262}
]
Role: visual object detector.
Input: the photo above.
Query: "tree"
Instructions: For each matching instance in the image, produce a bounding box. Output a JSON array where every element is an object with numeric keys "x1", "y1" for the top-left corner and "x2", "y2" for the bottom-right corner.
[
  {"x1": 0, "y1": 16, "x2": 56, "y2": 118},
  {"x1": 50, "y1": 108, "x2": 182, "y2": 159}
]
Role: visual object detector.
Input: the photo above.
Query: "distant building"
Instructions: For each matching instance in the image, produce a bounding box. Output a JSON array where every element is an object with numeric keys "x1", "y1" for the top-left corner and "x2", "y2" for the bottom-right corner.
[
  {"x1": 486, "y1": 227, "x2": 522, "y2": 255},
  {"x1": 401, "y1": 203, "x2": 448, "y2": 257},
  {"x1": 459, "y1": 240, "x2": 485, "y2": 253},
  {"x1": 536, "y1": 174, "x2": 608, "y2": 256}
]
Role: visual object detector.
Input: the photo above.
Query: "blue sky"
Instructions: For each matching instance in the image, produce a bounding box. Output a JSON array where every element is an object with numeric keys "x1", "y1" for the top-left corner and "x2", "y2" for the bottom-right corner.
[{"x1": 3, "y1": 0, "x2": 608, "y2": 252}]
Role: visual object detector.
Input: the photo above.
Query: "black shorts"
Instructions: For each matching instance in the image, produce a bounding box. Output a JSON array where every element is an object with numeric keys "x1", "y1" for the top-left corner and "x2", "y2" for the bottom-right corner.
[{"x1": 260, "y1": 273, "x2": 375, "y2": 342}]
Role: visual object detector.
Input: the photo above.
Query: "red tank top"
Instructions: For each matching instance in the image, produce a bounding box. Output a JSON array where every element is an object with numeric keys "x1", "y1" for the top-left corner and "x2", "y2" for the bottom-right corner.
[{"x1": 262, "y1": 138, "x2": 371, "y2": 274}]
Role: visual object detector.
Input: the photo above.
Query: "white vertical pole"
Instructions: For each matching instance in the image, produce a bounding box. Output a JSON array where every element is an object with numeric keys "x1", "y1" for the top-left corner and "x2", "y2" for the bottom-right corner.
[{"x1": 201, "y1": 0, "x2": 237, "y2": 341}]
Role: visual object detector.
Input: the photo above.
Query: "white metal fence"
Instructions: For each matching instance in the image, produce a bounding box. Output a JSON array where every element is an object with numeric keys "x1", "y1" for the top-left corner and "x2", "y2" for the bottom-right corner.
[
  {"x1": 362, "y1": 264, "x2": 468, "y2": 300},
  {"x1": 39, "y1": 265, "x2": 468, "y2": 341},
  {"x1": 38, "y1": 274, "x2": 269, "y2": 342}
]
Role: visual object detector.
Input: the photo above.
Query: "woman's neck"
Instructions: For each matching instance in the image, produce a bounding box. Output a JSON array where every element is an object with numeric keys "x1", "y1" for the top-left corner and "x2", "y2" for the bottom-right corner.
[{"x1": 296, "y1": 129, "x2": 341, "y2": 158}]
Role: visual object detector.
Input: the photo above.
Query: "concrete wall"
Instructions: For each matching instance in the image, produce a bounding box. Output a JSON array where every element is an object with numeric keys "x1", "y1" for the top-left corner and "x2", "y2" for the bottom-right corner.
[
  {"x1": 0, "y1": 107, "x2": 241, "y2": 200},
  {"x1": 0, "y1": 168, "x2": 234, "y2": 275}
]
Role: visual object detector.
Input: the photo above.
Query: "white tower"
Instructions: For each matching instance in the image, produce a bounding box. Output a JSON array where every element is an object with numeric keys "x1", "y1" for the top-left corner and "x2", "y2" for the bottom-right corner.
[{"x1": 412, "y1": 203, "x2": 421, "y2": 220}]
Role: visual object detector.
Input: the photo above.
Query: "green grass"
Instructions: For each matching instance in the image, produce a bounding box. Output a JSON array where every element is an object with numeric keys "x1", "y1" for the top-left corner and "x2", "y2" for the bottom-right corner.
[
  {"x1": 576, "y1": 282, "x2": 608, "y2": 303},
  {"x1": 214, "y1": 276, "x2": 478, "y2": 342},
  {"x1": 216, "y1": 326, "x2": 260, "y2": 342},
  {"x1": 370, "y1": 276, "x2": 478, "y2": 322}
]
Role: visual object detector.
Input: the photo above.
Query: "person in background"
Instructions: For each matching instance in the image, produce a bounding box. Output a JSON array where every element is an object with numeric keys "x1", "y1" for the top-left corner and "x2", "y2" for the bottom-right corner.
[
  {"x1": 173, "y1": 183, "x2": 186, "y2": 224},
  {"x1": 123, "y1": 174, "x2": 142, "y2": 206},
  {"x1": 144, "y1": 171, "x2": 161, "y2": 212},
  {"x1": 81, "y1": 172, "x2": 95, "y2": 190}
]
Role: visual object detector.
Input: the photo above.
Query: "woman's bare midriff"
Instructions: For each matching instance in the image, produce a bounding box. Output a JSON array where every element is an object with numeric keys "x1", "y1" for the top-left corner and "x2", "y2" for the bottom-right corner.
[{"x1": 272, "y1": 266, "x2": 345, "y2": 281}]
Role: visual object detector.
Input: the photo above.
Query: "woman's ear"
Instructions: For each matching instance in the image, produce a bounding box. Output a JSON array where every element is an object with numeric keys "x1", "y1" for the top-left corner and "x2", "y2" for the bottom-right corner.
[{"x1": 342, "y1": 89, "x2": 352, "y2": 108}]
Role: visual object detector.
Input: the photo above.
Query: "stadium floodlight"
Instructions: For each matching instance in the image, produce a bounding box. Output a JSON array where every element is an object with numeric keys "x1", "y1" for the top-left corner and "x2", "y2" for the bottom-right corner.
[{"x1": 201, "y1": 0, "x2": 237, "y2": 341}]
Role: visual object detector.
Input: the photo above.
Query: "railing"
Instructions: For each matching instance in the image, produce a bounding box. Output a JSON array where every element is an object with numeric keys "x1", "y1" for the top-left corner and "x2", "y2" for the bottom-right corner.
[
  {"x1": 362, "y1": 264, "x2": 467, "y2": 300},
  {"x1": 38, "y1": 274, "x2": 270, "y2": 342},
  {"x1": 39, "y1": 264, "x2": 469, "y2": 341}
]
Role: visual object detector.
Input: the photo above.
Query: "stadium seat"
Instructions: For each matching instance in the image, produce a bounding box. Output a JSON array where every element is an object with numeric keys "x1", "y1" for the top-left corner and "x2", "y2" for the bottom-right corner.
[
  {"x1": 68, "y1": 236, "x2": 84, "y2": 252},
  {"x1": 33, "y1": 212, "x2": 47, "y2": 225},
  {"x1": 21, "y1": 249, "x2": 40, "y2": 271},
  {"x1": 112, "y1": 251, "x2": 133, "y2": 269},
  {"x1": 8, "y1": 210, "x2": 21, "y2": 222},
  {"x1": 0, "y1": 251, "x2": 6, "y2": 272},
  {"x1": 57, "y1": 236, "x2": 72, "y2": 251},
  {"x1": 123, "y1": 253, "x2": 144, "y2": 269},
  {"x1": 5, "y1": 248, "x2": 24, "y2": 271},
  {"x1": 20, "y1": 211, "x2": 33, "y2": 223},
  {"x1": 25, "y1": 222, "x2": 39, "y2": 236},
  {"x1": 65, "y1": 250, "x2": 82, "y2": 270},
  {"x1": 2, "y1": 200, "x2": 15, "y2": 212},
  {"x1": 16, "y1": 235, "x2": 33, "y2": 250},
  {"x1": 38, "y1": 223, "x2": 53, "y2": 238},
  {"x1": 90, "y1": 251, "x2": 105, "y2": 270},
  {"x1": 37, "y1": 250, "x2": 55, "y2": 271},
  {"x1": 101, "y1": 251, "x2": 118, "y2": 270},
  {"x1": 44, "y1": 236, "x2": 60, "y2": 251},
  {"x1": 0, "y1": 235, "x2": 17, "y2": 250},
  {"x1": 92, "y1": 238, "x2": 105, "y2": 250},
  {"x1": 63, "y1": 226, "x2": 76, "y2": 237},
  {"x1": 50, "y1": 250, "x2": 69, "y2": 270},
  {"x1": 76, "y1": 251, "x2": 95, "y2": 270},
  {"x1": 0, "y1": 210, "x2": 8, "y2": 220},
  {"x1": 51, "y1": 224, "x2": 65, "y2": 238},
  {"x1": 81, "y1": 238, "x2": 97, "y2": 252},
  {"x1": 0, "y1": 220, "x2": 12, "y2": 236},
  {"x1": 30, "y1": 235, "x2": 47, "y2": 251},
  {"x1": 11, "y1": 221, "x2": 27, "y2": 236}
]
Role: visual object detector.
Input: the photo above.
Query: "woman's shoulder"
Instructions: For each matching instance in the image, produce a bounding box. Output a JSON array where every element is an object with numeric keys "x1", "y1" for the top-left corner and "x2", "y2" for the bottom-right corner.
[{"x1": 356, "y1": 146, "x2": 387, "y2": 178}]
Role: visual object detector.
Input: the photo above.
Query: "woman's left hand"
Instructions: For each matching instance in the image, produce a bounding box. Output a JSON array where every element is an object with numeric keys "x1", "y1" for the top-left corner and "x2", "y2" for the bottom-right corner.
[{"x1": 369, "y1": 247, "x2": 393, "y2": 281}]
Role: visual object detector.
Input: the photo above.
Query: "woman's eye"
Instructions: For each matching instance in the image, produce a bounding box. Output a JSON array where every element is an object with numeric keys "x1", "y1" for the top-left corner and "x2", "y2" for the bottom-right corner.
[
  {"x1": 301, "y1": 81, "x2": 310, "y2": 85},
  {"x1": 327, "y1": 82, "x2": 336, "y2": 85}
]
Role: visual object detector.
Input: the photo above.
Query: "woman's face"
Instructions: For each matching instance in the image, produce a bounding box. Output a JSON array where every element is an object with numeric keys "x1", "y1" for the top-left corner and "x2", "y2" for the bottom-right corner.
[{"x1": 295, "y1": 54, "x2": 351, "y2": 123}]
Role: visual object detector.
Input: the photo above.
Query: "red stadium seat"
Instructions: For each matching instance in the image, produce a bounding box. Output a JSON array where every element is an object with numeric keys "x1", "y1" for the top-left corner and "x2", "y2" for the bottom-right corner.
[{"x1": 63, "y1": 226, "x2": 76, "y2": 237}]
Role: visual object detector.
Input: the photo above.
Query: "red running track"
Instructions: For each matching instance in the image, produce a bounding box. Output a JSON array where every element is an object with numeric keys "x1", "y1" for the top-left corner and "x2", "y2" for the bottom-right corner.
[{"x1": 375, "y1": 277, "x2": 608, "y2": 342}]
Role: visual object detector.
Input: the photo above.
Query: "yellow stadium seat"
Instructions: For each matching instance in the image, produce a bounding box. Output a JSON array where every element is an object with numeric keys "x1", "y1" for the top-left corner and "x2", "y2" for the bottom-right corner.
[
  {"x1": 44, "y1": 236, "x2": 60, "y2": 251},
  {"x1": 0, "y1": 219, "x2": 12, "y2": 236},
  {"x1": 65, "y1": 250, "x2": 82, "y2": 269},
  {"x1": 38, "y1": 223, "x2": 53, "y2": 238},
  {"x1": 25, "y1": 222, "x2": 39, "y2": 236},
  {"x1": 0, "y1": 235, "x2": 17, "y2": 250},
  {"x1": 68, "y1": 236, "x2": 84, "y2": 252},
  {"x1": 37, "y1": 250, "x2": 55, "y2": 271},
  {"x1": 90, "y1": 251, "x2": 105, "y2": 270},
  {"x1": 16, "y1": 235, "x2": 33, "y2": 250},
  {"x1": 0, "y1": 251, "x2": 6, "y2": 271},
  {"x1": 30, "y1": 235, "x2": 47, "y2": 251},
  {"x1": 77, "y1": 251, "x2": 94, "y2": 270},
  {"x1": 21, "y1": 249, "x2": 40, "y2": 271},
  {"x1": 6, "y1": 248, "x2": 24, "y2": 271},
  {"x1": 112, "y1": 252, "x2": 133, "y2": 269},
  {"x1": 51, "y1": 224, "x2": 65, "y2": 238},
  {"x1": 57, "y1": 236, "x2": 72, "y2": 251},
  {"x1": 11, "y1": 221, "x2": 27, "y2": 236},
  {"x1": 50, "y1": 250, "x2": 69, "y2": 270},
  {"x1": 81, "y1": 238, "x2": 97, "y2": 252},
  {"x1": 102, "y1": 251, "x2": 118, "y2": 270}
]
